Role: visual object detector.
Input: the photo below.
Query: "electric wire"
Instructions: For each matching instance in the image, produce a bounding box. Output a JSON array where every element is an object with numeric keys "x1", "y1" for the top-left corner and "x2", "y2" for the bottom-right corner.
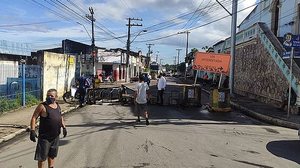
[
  {"x1": 135, "y1": 1, "x2": 262, "y2": 43},
  {"x1": 29, "y1": 0, "x2": 70, "y2": 21},
  {"x1": 0, "y1": 20, "x2": 60, "y2": 28},
  {"x1": 41, "y1": 0, "x2": 124, "y2": 43},
  {"x1": 186, "y1": 0, "x2": 215, "y2": 29},
  {"x1": 182, "y1": 0, "x2": 205, "y2": 29}
]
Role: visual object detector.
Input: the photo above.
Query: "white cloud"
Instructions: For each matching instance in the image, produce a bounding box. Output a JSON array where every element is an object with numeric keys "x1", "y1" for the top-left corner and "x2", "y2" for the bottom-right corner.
[{"x1": 0, "y1": 0, "x2": 258, "y2": 64}]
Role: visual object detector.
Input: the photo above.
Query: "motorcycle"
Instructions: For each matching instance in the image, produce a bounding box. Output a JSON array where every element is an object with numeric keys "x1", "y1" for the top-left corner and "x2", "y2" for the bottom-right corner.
[
  {"x1": 63, "y1": 86, "x2": 81, "y2": 104},
  {"x1": 103, "y1": 75, "x2": 115, "y2": 83}
]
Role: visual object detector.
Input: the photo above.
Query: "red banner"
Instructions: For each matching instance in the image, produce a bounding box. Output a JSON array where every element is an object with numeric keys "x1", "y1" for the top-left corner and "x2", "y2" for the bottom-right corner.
[{"x1": 193, "y1": 52, "x2": 231, "y2": 75}]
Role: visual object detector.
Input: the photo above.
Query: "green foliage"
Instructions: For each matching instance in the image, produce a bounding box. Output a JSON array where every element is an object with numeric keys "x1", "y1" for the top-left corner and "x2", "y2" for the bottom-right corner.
[
  {"x1": 0, "y1": 93, "x2": 39, "y2": 113},
  {"x1": 26, "y1": 93, "x2": 40, "y2": 107},
  {"x1": 0, "y1": 98, "x2": 21, "y2": 113},
  {"x1": 178, "y1": 62, "x2": 186, "y2": 73}
]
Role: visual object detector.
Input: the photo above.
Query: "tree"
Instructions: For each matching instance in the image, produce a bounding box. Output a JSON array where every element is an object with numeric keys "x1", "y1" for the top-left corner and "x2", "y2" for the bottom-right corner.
[
  {"x1": 185, "y1": 48, "x2": 198, "y2": 64},
  {"x1": 178, "y1": 62, "x2": 186, "y2": 73},
  {"x1": 202, "y1": 46, "x2": 209, "y2": 50}
]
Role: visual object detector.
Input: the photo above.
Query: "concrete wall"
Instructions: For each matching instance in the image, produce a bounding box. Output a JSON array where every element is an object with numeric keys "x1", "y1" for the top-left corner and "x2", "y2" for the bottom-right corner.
[
  {"x1": 234, "y1": 38, "x2": 288, "y2": 105},
  {"x1": 42, "y1": 52, "x2": 76, "y2": 99}
]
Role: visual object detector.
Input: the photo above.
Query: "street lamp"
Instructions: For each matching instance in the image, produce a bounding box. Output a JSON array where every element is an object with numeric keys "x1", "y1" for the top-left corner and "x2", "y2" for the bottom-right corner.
[
  {"x1": 130, "y1": 29, "x2": 147, "y2": 77},
  {"x1": 76, "y1": 22, "x2": 92, "y2": 41},
  {"x1": 130, "y1": 29, "x2": 147, "y2": 44}
]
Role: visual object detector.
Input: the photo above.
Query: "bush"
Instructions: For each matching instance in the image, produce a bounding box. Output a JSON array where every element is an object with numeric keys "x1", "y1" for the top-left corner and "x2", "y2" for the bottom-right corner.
[
  {"x1": 0, "y1": 98, "x2": 21, "y2": 113},
  {"x1": 26, "y1": 93, "x2": 39, "y2": 107},
  {"x1": 0, "y1": 93, "x2": 39, "y2": 113}
]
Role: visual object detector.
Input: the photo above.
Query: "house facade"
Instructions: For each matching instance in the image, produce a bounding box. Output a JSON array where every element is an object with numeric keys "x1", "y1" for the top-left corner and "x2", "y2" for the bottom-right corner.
[{"x1": 239, "y1": 0, "x2": 300, "y2": 37}]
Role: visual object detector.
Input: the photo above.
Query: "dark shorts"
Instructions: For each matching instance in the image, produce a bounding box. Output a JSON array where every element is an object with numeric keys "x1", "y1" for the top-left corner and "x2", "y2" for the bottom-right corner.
[
  {"x1": 136, "y1": 103, "x2": 148, "y2": 114},
  {"x1": 34, "y1": 136, "x2": 60, "y2": 161}
]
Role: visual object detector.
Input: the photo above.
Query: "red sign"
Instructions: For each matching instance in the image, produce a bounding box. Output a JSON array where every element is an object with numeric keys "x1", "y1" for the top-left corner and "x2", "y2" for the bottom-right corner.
[{"x1": 193, "y1": 52, "x2": 231, "y2": 75}]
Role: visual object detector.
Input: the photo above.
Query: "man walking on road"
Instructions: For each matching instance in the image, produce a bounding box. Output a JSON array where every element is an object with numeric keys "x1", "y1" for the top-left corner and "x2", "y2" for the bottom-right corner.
[
  {"x1": 157, "y1": 73, "x2": 166, "y2": 105},
  {"x1": 30, "y1": 89, "x2": 67, "y2": 168},
  {"x1": 135, "y1": 75, "x2": 150, "y2": 125}
]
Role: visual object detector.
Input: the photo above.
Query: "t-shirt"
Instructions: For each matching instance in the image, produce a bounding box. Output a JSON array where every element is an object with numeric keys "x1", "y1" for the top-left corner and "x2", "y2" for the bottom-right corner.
[
  {"x1": 135, "y1": 82, "x2": 149, "y2": 104},
  {"x1": 157, "y1": 76, "x2": 166, "y2": 90}
]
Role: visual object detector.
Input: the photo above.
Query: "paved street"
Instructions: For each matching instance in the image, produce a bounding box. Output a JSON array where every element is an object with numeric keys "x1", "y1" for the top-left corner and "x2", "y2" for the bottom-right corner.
[{"x1": 0, "y1": 91, "x2": 300, "y2": 167}]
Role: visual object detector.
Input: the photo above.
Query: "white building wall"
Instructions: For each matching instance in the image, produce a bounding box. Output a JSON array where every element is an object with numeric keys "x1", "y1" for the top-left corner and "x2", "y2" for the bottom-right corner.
[
  {"x1": 42, "y1": 52, "x2": 76, "y2": 99},
  {"x1": 278, "y1": 0, "x2": 297, "y2": 36},
  {"x1": 213, "y1": 43, "x2": 225, "y2": 53},
  {"x1": 239, "y1": 0, "x2": 300, "y2": 37},
  {"x1": 239, "y1": 0, "x2": 272, "y2": 32},
  {"x1": 0, "y1": 61, "x2": 18, "y2": 85}
]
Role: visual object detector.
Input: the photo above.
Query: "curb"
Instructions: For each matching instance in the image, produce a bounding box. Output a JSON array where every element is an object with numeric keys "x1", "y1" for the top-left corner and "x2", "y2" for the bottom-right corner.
[
  {"x1": 201, "y1": 88, "x2": 300, "y2": 130},
  {"x1": 231, "y1": 101, "x2": 300, "y2": 130},
  {"x1": 0, "y1": 106, "x2": 77, "y2": 145}
]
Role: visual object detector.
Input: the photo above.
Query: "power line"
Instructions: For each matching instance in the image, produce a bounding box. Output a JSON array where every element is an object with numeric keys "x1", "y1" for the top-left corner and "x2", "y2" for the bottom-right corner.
[
  {"x1": 187, "y1": 0, "x2": 215, "y2": 29},
  {"x1": 29, "y1": 0, "x2": 71, "y2": 21},
  {"x1": 0, "y1": 20, "x2": 60, "y2": 28},
  {"x1": 182, "y1": 0, "x2": 205, "y2": 29},
  {"x1": 85, "y1": 0, "x2": 233, "y2": 42},
  {"x1": 188, "y1": 1, "x2": 261, "y2": 31},
  {"x1": 135, "y1": 1, "x2": 262, "y2": 43},
  {"x1": 120, "y1": 0, "x2": 138, "y2": 17},
  {"x1": 184, "y1": 0, "x2": 211, "y2": 29},
  {"x1": 66, "y1": 0, "x2": 87, "y2": 14},
  {"x1": 37, "y1": 0, "x2": 124, "y2": 43}
]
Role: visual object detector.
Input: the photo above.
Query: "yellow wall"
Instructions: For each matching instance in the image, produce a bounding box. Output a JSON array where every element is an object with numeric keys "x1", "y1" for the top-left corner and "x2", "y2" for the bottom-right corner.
[{"x1": 42, "y1": 52, "x2": 76, "y2": 99}]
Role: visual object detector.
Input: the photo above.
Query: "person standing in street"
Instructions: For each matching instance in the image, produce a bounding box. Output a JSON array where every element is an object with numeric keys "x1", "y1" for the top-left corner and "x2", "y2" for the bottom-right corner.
[
  {"x1": 144, "y1": 73, "x2": 151, "y2": 86},
  {"x1": 134, "y1": 75, "x2": 150, "y2": 125},
  {"x1": 78, "y1": 74, "x2": 91, "y2": 107},
  {"x1": 157, "y1": 73, "x2": 166, "y2": 105},
  {"x1": 30, "y1": 89, "x2": 67, "y2": 168},
  {"x1": 94, "y1": 74, "x2": 101, "y2": 88},
  {"x1": 222, "y1": 76, "x2": 229, "y2": 89}
]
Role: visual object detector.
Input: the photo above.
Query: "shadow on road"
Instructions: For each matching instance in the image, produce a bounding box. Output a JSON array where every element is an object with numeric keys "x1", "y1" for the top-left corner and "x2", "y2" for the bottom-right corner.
[{"x1": 266, "y1": 140, "x2": 300, "y2": 164}]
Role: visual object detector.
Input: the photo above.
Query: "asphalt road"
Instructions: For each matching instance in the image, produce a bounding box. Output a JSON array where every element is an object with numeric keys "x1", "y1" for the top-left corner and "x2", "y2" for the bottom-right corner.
[{"x1": 0, "y1": 77, "x2": 300, "y2": 168}]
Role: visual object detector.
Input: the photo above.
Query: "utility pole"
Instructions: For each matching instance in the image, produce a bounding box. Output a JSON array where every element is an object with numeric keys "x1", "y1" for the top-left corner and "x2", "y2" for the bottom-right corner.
[
  {"x1": 178, "y1": 31, "x2": 190, "y2": 79},
  {"x1": 216, "y1": 0, "x2": 237, "y2": 96},
  {"x1": 229, "y1": 0, "x2": 237, "y2": 96},
  {"x1": 86, "y1": 7, "x2": 96, "y2": 76},
  {"x1": 155, "y1": 51, "x2": 159, "y2": 63},
  {"x1": 146, "y1": 43, "x2": 154, "y2": 58},
  {"x1": 126, "y1": 18, "x2": 142, "y2": 82},
  {"x1": 176, "y1": 49, "x2": 182, "y2": 65},
  {"x1": 184, "y1": 31, "x2": 190, "y2": 80},
  {"x1": 160, "y1": 58, "x2": 163, "y2": 65}
]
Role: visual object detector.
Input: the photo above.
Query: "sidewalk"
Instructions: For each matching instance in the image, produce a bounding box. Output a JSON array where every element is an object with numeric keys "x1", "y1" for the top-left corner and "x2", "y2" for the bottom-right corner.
[
  {"x1": 0, "y1": 82, "x2": 136, "y2": 145},
  {"x1": 230, "y1": 94, "x2": 300, "y2": 130},
  {"x1": 200, "y1": 85, "x2": 300, "y2": 130},
  {"x1": 0, "y1": 100, "x2": 77, "y2": 144},
  {"x1": 179, "y1": 77, "x2": 300, "y2": 130}
]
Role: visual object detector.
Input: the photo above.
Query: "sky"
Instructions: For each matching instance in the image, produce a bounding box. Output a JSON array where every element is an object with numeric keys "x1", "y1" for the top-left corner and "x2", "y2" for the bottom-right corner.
[{"x1": 0, "y1": 0, "x2": 257, "y2": 64}]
